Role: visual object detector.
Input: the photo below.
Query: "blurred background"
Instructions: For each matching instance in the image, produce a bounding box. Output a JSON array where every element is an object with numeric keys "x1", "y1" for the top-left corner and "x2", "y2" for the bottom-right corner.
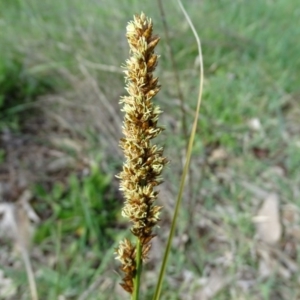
[{"x1": 0, "y1": 0, "x2": 300, "y2": 299}]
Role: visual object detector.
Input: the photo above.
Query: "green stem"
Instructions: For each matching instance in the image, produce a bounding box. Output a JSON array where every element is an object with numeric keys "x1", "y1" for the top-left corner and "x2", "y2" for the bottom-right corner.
[
  {"x1": 152, "y1": 1, "x2": 204, "y2": 299},
  {"x1": 132, "y1": 239, "x2": 143, "y2": 300}
]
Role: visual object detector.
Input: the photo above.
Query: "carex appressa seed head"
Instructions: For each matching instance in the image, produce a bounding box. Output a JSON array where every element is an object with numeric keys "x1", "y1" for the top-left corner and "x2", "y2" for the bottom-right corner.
[{"x1": 115, "y1": 12, "x2": 168, "y2": 294}]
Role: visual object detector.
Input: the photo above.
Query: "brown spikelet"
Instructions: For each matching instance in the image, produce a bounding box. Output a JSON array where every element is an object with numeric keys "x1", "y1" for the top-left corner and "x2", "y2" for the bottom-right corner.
[
  {"x1": 115, "y1": 12, "x2": 168, "y2": 294},
  {"x1": 115, "y1": 239, "x2": 136, "y2": 293}
]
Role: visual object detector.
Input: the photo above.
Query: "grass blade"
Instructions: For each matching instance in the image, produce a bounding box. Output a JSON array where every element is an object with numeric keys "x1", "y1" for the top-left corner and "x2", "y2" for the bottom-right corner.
[{"x1": 152, "y1": 1, "x2": 204, "y2": 299}]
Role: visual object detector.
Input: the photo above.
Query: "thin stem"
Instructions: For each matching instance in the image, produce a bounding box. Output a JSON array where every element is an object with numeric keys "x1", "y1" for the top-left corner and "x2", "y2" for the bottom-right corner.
[
  {"x1": 157, "y1": 0, "x2": 188, "y2": 143},
  {"x1": 11, "y1": 206, "x2": 39, "y2": 300},
  {"x1": 21, "y1": 249, "x2": 39, "y2": 300},
  {"x1": 157, "y1": 0, "x2": 194, "y2": 213},
  {"x1": 132, "y1": 239, "x2": 143, "y2": 300},
  {"x1": 153, "y1": 0, "x2": 204, "y2": 299}
]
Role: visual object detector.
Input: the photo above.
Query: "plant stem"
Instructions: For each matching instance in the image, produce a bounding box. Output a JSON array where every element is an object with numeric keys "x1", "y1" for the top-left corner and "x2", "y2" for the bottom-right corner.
[
  {"x1": 132, "y1": 239, "x2": 143, "y2": 300},
  {"x1": 153, "y1": 1, "x2": 204, "y2": 299},
  {"x1": 157, "y1": 0, "x2": 188, "y2": 144}
]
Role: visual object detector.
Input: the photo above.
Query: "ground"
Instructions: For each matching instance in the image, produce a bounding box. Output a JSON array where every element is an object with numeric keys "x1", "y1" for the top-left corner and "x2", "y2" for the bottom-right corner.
[{"x1": 0, "y1": 0, "x2": 300, "y2": 299}]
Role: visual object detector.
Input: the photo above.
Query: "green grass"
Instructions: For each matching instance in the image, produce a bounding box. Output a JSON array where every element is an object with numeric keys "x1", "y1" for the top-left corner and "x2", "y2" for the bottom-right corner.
[
  {"x1": 33, "y1": 165, "x2": 119, "y2": 299},
  {"x1": 34, "y1": 164, "x2": 117, "y2": 247},
  {"x1": 1, "y1": 0, "x2": 300, "y2": 299},
  {"x1": 0, "y1": 57, "x2": 56, "y2": 131}
]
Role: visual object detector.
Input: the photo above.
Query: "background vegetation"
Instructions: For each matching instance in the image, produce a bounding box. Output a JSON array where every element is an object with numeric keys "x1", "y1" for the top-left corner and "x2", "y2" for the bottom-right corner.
[{"x1": 0, "y1": 0, "x2": 299, "y2": 299}]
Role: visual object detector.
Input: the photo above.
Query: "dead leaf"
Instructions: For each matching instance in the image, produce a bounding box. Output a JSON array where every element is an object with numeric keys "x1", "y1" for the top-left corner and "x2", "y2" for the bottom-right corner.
[
  {"x1": 252, "y1": 147, "x2": 270, "y2": 159},
  {"x1": 248, "y1": 118, "x2": 262, "y2": 131},
  {"x1": 0, "y1": 195, "x2": 39, "y2": 300},
  {"x1": 0, "y1": 195, "x2": 38, "y2": 252},
  {"x1": 0, "y1": 203, "x2": 18, "y2": 241},
  {"x1": 253, "y1": 193, "x2": 282, "y2": 245},
  {"x1": 208, "y1": 148, "x2": 228, "y2": 163}
]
